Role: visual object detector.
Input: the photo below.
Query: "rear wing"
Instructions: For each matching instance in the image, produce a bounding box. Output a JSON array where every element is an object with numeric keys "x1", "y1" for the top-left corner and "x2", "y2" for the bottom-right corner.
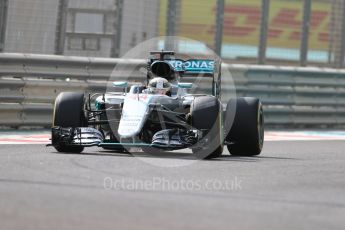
[
  {"x1": 148, "y1": 54, "x2": 222, "y2": 98},
  {"x1": 167, "y1": 59, "x2": 215, "y2": 74},
  {"x1": 153, "y1": 59, "x2": 221, "y2": 79},
  {"x1": 168, "y1": 59, "x2": 222, "y2": 98}
]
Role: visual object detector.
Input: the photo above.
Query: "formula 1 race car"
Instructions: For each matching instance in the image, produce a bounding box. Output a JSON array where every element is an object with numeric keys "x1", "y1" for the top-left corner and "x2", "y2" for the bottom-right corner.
[{"x1": 50, "y1": 51, "x2": 264, "y2": 159}]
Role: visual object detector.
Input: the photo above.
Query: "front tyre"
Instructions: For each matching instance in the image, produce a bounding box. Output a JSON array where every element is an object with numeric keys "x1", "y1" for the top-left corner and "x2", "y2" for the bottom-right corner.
[
  {"x1": 225, "y1": 97, "x2": 264, "y2": 156},
  {"x1": 53, "y1": 92, "x2": 86, "y2": 153}
]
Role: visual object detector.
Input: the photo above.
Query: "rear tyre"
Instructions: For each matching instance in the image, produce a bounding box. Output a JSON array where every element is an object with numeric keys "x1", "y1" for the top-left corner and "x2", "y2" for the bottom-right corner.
[
  {"x1": 225, "y1": 97, "x2": 264, "y2": 156},
  {"x1": 53, "y1": 92, "x2": 86, "y2": 153},
  {"x1": 191, "y1": 96, "x2": 223, "y2": 159}
]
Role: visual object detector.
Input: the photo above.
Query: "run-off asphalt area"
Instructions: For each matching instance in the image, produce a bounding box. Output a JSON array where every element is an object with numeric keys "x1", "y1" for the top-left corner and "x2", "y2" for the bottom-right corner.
[{"x1": 0, "y1": 141, "x2": 344, "y2": 230}]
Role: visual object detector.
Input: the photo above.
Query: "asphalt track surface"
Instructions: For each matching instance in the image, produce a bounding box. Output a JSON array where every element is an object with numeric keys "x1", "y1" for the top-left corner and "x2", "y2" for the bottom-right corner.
[{"x1": 0, "y1": 141, "x2": 345, "y2": 230}]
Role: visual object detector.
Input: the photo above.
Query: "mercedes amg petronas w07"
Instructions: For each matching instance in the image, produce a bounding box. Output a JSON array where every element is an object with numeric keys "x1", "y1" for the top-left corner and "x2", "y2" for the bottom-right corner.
[{"x1": 50, "y1": 51, "x2": 264, "y2": 159}]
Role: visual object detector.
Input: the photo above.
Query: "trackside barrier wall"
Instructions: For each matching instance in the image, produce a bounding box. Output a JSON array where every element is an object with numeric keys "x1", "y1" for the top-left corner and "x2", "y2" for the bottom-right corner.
[{"x1": 1, "y1": 53, "x2": 345, "y2": 128}]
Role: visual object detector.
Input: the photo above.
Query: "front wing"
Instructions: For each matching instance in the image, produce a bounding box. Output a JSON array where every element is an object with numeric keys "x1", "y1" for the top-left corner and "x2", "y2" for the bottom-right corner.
[{"x1": 50, "y1": 127, "x2": 201, "y2": 150}]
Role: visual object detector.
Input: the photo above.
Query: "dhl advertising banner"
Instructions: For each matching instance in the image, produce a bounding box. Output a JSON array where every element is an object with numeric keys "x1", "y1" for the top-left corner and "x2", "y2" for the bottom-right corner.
[{"x1": 160, "y1": 0, "x2": 332, "y2": 51}]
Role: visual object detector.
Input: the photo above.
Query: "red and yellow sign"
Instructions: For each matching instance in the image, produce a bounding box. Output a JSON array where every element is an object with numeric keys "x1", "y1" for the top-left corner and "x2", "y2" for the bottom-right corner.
[{"x1": 160, "y1": 0, "x2": 332, "y2": 50}]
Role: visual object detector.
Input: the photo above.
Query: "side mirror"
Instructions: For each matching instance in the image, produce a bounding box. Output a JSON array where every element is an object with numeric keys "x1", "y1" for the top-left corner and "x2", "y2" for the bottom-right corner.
[
  {"x1": 113, "y1": 81, "x2": 128, "y2": 94},
  {"x1": 113, "y1": 81, "x2": 128, "y2": 88},
  {"x1": 178, "y1": 83, "x2": 193, "y2": 89}
]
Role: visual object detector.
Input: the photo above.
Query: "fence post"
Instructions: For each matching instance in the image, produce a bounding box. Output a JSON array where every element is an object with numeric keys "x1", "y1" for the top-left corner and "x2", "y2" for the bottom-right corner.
[
  {"x1": 113, "y1": 0, "x2": 124, "y2": 57},
  {"x1": 55, "y1": 0, "x2": 68, "y2": 55},
  {"x1": 0, "y1": 0, "x2": 8, "y2": 52},
  {"x1": 328, "y1": 0, "x2": 336, "y2": 65},
  {"x1": 214, "y1": 0, "x2": 225, "y2": 56},
  {"x1": 258, "y1": 0, "x2": 270, "y2": 64},
  {"x1": 338, "y1": 0, "x2": 345, "y2": 68},
  {"x1": 165, "y1": 0, "x2": 178, "y2": 50},
  {"x1": 300, "y1": 0, "x2": 311, "y2": 67}
]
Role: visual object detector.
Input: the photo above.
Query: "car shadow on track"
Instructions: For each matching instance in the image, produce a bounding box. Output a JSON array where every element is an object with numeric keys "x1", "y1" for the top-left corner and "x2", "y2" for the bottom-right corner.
[
  {"x1": 211, "y1": 155, "x2": 298, "y2": 162},
  {"x1": 54, "y1": 149, "x2": 298, "y2": 162}
]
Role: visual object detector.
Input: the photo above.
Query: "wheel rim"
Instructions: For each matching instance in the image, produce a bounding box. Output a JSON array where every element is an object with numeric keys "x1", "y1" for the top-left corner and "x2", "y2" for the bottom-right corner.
[{"x1": 258, "y1": 105, "x2": 264, "y2": 149}]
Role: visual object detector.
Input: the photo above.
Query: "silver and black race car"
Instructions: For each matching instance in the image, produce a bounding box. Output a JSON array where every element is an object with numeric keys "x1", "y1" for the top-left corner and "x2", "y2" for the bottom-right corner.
[{"x1": 50, "y1": 51, "x2": 264, "y2": 159}]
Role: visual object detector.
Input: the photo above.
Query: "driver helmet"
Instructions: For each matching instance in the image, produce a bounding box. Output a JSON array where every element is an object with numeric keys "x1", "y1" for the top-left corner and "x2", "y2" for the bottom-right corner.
[{"x1": 148, "y1": 77, "x2": 171, "y2": 95}]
